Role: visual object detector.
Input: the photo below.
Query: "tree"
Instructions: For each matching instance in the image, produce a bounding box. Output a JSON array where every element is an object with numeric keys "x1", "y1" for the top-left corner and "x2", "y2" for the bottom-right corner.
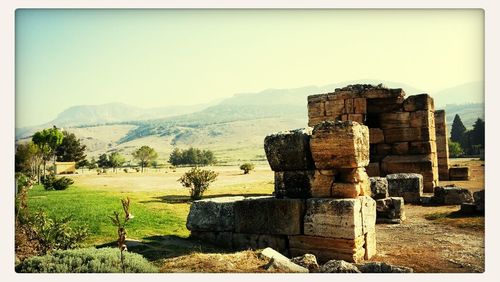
[
  {"x1": 471, "y1": 118, "x2": 485, "y2": 148},
  {"x1": 448, "y1": 139, "x2": 464, "y2": 158},
  {"x1": 32, "y1": 127, "x2": 64, "y2": 177},
  {"x1": 178, "y1": 167, "x2": 218, "y2": 200},
  {"x1": 239, "y1": 163, "x2": 255, "y2": 174},
  {"x1": 132, "y1": 146, "x2": 158, "y2": 172},
  {"x1": 109, "y1": 152, "x2": 126, "y2": 172},
  {"x1": 97, "y1": 154, "x2": 110, "y2": 168},
  {"x1": 55, "y1": 132, "x2": 87, "y2": 167},
  {"x1": 450, "y1": 114, "x2": 467, "y2": 145},
  {"x1": 168, "y1": 147, "x2": 217, "y2": 166},
  {"x1": 88, "y1": 157, "x2": 98, "y2": 170},
  {"x1": 15, "y1": 142, "x2": 43, "y2": 182}
]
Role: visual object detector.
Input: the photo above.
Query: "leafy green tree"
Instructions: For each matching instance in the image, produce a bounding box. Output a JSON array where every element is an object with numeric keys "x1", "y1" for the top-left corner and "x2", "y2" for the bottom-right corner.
[
  {"x1": 450, "y1": 114, "x2": 467, "y2": 145},
  {"x1": 97, "y1": 154, "x2": 110, "y2": 168},
  {"x1": 132, "y1": 146, "x2": 158, "y2": 172},
  {"x1": 109, "y1": 152, "x2": 126, "y2": 172},
  {"x1": 15, "y1": 142, "x2": 43, "y2": 182},
  {"x1": 178, "y1": 167, "x2": 218, "y2": 200},
  {"x1": 448, "y1": 139, "x2": 464, "y2": 158},
  {"x1": 169, "y1": 147, "x2": 217, "y2": 166},
  {"x1": 239, "y1": 163, "x2": 255, "y2": 174},
  {"x1": 169, "y1": 148, "x2": 182, "y2": 166},
  {"x1": 32, "y1": 127, "x2": 64, "y2": 177},
  {"x1": 55, "y1": 132, "x2": 87, "y2": 166}
]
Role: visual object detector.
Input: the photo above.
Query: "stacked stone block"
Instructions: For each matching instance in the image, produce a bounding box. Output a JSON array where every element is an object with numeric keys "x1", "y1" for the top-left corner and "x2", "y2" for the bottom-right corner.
[
  {"x1": 307, "y1": 84, "x2": 442, "y2": 193},
  {"x1": 264, "y1": 128, "x2": 316, "y2": 198},
  {"x1": 369, "y1": 176, "x2": 406, "y2": 224},
  {"x1": 435, "y1": 110, "x2": 450, "y2": 180}
]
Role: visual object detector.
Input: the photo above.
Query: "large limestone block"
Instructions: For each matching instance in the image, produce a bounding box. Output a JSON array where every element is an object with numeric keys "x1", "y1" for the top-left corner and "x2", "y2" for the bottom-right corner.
[
  {"x1": 304, "y1": 197, "x2": 376, "y2": 239},
  {"x1": 433, "y1": 186, "x2": 473, "y2": 205},
  {"x1": 449, "y1": 166, "x2": 470, "y2": 180},
  {"x1": 410, "y1": 110, "x2": 435, "y2": 128},
  {"x1": 325, "y1": 98, "x2": 345, "y2": 116},
  {"x1": 310, "y1": 121, "x2": 370, "y2": 169},
  {"x1": 434, "y1": 110, "x2": 447, "y2": 135},
  {"x1": 264, "y1": 128, "x2": 315, "y2": 171},
  {"x1": 308, "y1": 95, "x2": 326, "y2": 119},
  {"x1": 331, "y1": 182, "x2": 362, "y2": 198},
  {"x1": 369, "y1": 177, "x2": 389, "y2": 199},
  {"x1": 386, "y1": 173, "x2": 423, "y2": 204},
  {"x1": 381, "y1": 155, "x2": 436, "y2": 190},
  {"x1": 376, "y1": 197, "x2": 406, "y2": 223},
  {"x1": 311, "y1": 170, "x2": 335, "y2": 197},
  {"x1": 408, "y1": 141, "x2": 437, "y2": 155},
  {"x1": 234, "y1": 197, "x2": 304, "y2": 235},
  {"x1": 375, "y1": 143, "x2": 392, "y2": 156},
  {"x1": 344, "y1": 98, "x2": 354, "y2": 114},
  {"x1": 364, "y1": 231, "x2": 377, "y2": 260},
  {"x1": 347, "y1": 114, "x2": 364, "y2": 124},
  {"x1": 186, "y1": 196, "x2": 244, "y2": 231},
  {"x1": 274, "y1": 170, "x2": 315, "y2": 198},
  {"x1": 392, "y1": 142, "x2": 409, "y2": 155},
  {"x1": 474, "y1": 190, "x2": 485, "y2": 212},
  {"x1": 384, "y1": 127, "x2": 435, "y2": 143},
  {"x1": 369, "y1": 128, "x2": 385, "y2": 144},
  {"x1": 353, "y1": 98, "x2": 367, "y2": 114},
  {"x1": 379, "y1": 112, "x2": 410, "y2": 129},
  {"x1": 403, "y1": 94, "x2": 434, "y2": 112},
  {"x1": 289, "y1": 235, "x2": 366, "y2": 263},
  {"x1": 366, "y1": 97, "x2": 405, "y2": 114}
]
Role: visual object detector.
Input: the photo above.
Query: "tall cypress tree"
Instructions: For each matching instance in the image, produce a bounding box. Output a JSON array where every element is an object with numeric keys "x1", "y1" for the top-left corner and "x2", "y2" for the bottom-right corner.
[
  {"x1": 471, "y1": 118, "x2": 485, "y2": 147},
  {"x1": 450, "y1": 114, "x2": 467, "y2": 144}
]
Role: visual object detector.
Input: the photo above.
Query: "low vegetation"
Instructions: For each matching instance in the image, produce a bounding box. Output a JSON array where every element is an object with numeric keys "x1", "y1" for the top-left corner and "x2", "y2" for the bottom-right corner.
[
  {"x1": 239, "y1": 162, "x2": 255, "y2": 174},
  {"x1": 178, "y1": 167, "x2": 219, "y2": 200},
  {"x1": 169, "y1": 147, "x2": 217, "y2": 166},
  {"x1": 16, "y1": 247, "x2": 158, "y2": 273},
  {"x1": 40, "y1": 174, "x2": 74, "y2": 190}
]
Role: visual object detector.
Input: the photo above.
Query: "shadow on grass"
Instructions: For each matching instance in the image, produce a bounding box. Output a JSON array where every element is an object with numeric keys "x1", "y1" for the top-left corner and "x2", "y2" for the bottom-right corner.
[
  {"x1": 140, "y1": 193, "x2": 272, "y2": 204},
  {"x1": 96, "y1": 234, "x2": 232, "y2": 262},
  {"x1": 425, "y1": 210, "x2": 484, "y2": 220}
]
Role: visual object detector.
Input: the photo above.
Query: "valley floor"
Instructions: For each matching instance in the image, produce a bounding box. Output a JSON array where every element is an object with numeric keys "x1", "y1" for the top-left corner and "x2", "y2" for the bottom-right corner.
[{"x1": 21, "y1": 159, "x2": 485, "y2": 273}]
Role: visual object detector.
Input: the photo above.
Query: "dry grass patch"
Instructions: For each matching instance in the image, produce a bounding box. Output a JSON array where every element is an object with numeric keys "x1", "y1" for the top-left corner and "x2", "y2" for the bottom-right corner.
[
  {"x1": 160, "y1": 250, "x2": 276, "y2": 273},
  {"x1": 424, "y1": 211, "x2": 484, "y2": 231}
]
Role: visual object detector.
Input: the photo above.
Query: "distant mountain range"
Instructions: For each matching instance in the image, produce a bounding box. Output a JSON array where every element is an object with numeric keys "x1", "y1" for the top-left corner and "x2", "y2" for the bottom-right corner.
[{"x1": 16, "y1": 80, "x2": 484, "y2": 162}]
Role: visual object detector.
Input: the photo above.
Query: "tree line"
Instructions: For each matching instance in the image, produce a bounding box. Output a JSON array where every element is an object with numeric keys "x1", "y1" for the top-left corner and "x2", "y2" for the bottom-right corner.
[
  {"x1": 168, "y1": 147, "x2": 216, "y2": 166},
  {"x1": 449, "y1": 115, "x2": 485, "y2": 157}
]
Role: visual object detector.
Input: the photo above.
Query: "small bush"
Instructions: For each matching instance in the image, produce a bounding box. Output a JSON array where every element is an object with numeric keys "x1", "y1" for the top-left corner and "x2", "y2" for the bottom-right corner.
[
  {"x1": 124, "y1": 168, "x2": 128, "y2": 173},
  {"x1": 178, "y1": 167, "x2": 218, "y2": 200},
  {"x1": 135, "y1": 167, "x2": 140, "y2": 172},
  {"x1": 239, "y1": 163, "x2": 255, "y2": 174},
  {"x1": 30, "y1": 211, "x2": 89, "y2": 254},
  {"x1": 16, "y1": 247, "x2": 158, "y2": 273},
  {"x1": 41, "y1": 175, "x2": 74, "y2": 190}
]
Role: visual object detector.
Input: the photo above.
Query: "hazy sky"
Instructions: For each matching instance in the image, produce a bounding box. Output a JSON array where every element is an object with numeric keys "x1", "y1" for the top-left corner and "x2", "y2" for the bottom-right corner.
[{"x1": 16, "y1": 9, "x2": 483, "y2": 127}]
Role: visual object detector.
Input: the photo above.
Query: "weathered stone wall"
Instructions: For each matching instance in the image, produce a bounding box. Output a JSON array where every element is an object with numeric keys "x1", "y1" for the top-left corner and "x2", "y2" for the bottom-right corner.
[
  {"x1": 435, "y1": 110, "x2": 450, "y2": 180},
  {"x1": 307, "y1": 84, "x2": 444, "y2": 192}
]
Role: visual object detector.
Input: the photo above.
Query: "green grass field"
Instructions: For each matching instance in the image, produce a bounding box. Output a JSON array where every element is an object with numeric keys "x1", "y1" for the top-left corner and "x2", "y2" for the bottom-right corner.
[{"x1": 26, "y1": 166, "x2": 274, "y2": 247}]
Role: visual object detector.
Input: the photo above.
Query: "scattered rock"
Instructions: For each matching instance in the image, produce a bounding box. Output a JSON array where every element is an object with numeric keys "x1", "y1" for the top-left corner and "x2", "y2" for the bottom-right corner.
[
  {"x1": 290, "y1": 254, "x2": 320, "y2": 272},
  {"x1": 376, "y1": 197, "x2": 405, "y2": 224},
  {"x1": 386, "y1": 173, "x2": 423, "y2": 204},
  {"x1": 319, "y1": 260, "x2": 360, "y2": 273},
  {"x1": 433, "y1": 186, "x2": 473, "y2": 205},
  {"x1": 448, "y1": 166, "x2": 470, "y2": 181},
  {"x1": 369, "y1": 177, "x2": 388, "y2": 199},
  {"x1": 259, "y1": 247, "x2": 309, "y2": 273},
  {"x1": 355, "y1": 261, "x2": 413, "y2": 273}
]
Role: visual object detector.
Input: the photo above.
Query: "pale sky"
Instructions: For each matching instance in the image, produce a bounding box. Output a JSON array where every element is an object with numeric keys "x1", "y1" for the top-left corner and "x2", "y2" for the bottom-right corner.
[{"x1": 15, "y1": 9, "x2": 484, "y2": 127}]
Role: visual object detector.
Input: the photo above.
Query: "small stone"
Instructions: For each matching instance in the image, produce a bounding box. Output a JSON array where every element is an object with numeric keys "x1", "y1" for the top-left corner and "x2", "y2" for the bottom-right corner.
[
  {"x1": 290, "y1": 254, "x2": 320, "y2": 272},
  {"x1": 356, "y1": 262, "x2": 413, "y2": 273},
  {"x1": 260, "y1": 247, "x2": 309, "y2": 273},
  {"x1": 319, "y1": 260, "x2": 361, "y2": 273}
]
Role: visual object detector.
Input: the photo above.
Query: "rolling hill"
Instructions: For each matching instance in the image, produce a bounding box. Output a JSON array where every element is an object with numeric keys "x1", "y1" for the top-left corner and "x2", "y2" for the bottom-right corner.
[{"x1": 16, "y1": 80, "x2": 484, "y2": 163}]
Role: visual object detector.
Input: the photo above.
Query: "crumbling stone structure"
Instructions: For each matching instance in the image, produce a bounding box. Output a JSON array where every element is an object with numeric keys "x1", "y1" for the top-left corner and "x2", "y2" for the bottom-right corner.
[
  {"x1": 307, "y1": 84, "x2": 448, "y2": 192},
  {"x1": 435, "y1": 110, "x2": 450, "y2": 180}
]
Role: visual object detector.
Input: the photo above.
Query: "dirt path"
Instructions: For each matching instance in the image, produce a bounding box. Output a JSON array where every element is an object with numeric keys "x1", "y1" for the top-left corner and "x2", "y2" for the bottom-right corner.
[{"x1": 373, "y1": 204, "x2": 484, "y2": 273}]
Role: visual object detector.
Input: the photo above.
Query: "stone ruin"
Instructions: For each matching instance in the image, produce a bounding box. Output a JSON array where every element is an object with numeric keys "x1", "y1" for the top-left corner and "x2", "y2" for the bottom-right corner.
[
  {"x1": 185, "y1": 84, "x2": 457, "y2": 264},
  {"x1": 307, "y1": 84, "x2": 450, "y2": 192}
]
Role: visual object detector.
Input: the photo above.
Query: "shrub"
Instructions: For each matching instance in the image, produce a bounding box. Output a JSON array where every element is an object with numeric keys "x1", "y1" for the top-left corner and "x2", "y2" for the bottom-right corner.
[
  {"x1": 30, "y1": 211, "x2": 89, "y2": 255},
  {"x1": 15, "y1": 247, "x2": 158, "y2": 273},
  {"x1": 178, "y1": 167, "x2": 218, "y2": 200},
  {"x1": 123, "y1": 168, "x2": 128, "y2": 173},
  {"x1": 40, "y1": 175, "x2": 74, "y2": 190},
  {"x1": 239, "y1": 163, "x2": 255, "y2": 174},
  {"x1": 449, "y1": 139, "x2": 464, "y2": 158}
]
